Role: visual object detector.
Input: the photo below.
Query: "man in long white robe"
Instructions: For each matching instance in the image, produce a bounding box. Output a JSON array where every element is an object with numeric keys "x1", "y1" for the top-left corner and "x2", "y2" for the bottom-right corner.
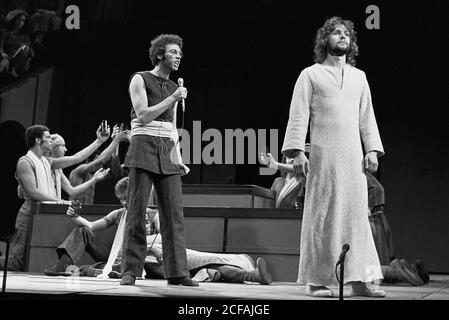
[{"x1": 282, "y1": 17, "x2": 385, "y2": 298}]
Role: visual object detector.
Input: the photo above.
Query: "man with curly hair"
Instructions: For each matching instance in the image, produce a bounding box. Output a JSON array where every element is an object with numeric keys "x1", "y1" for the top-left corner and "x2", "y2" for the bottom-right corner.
[
  {"x1": 119, "y1": 34, "x2": 197, "y2": 286},
  {"x1": 282, "y1": 17, "x2": 385, "y2": 297}
]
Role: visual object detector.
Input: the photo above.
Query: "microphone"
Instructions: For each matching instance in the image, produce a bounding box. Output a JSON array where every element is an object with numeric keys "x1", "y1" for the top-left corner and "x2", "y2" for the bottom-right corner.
[
  {"x1": 177, "y1": 78, "x2": 185, "y2": 112},
  {"x1": 336, "y1": 243, "x2": 350, "y2": 266}
]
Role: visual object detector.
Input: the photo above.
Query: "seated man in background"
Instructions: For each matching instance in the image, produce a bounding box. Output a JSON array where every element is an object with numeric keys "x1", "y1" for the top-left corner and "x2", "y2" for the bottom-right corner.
[
  {"x1": 263, "y1": 153, "x2": 305, "y2": 210},
  {"x1": 44, "y1": 176, "x2": 157, "y2": 276},
  {"x1": 259, "y1": 143, "x2": 310, "y2": 210}
]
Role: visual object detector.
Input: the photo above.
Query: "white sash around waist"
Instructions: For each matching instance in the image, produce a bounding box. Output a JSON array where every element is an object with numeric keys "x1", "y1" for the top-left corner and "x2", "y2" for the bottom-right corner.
[{"x1": 131, "y1": 118, "x2": 176, "y2": 141}]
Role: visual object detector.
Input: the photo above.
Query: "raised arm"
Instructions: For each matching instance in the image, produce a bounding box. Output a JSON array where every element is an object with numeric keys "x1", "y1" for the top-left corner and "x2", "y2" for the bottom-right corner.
[
  {"x1": 132, "y1": 74, "x2": 186, "y2": 125},
  {"x1": 260, "y1": 152, "x2": 294, "y2": 173},
  {"x1": 92, "y1": 128, "x2": 127, "y2": 166},
  {"x1": 261, "y1": 143, "x2": 311, "y2": 175},
  {"x1": 51, "y1": 124, "x2": 110, "y2": 169},
  {"x1": 61, "y1": 168, "x2": 110, "y2": 197},
  {"x1": 108, "y1": 127, "x2": 129, "y2": 179},
  {"x1": 16, "y1": 159, "x2": 60, "y2": 201},
  {"x1": 71, "y1": 128, "x2": 128, "y2": 178}
]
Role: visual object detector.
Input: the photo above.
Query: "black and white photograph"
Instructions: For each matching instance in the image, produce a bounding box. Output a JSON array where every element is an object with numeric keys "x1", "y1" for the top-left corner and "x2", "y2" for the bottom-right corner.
[{"x1": 0, "y1": 0, "x2": 448, "y2": 316}]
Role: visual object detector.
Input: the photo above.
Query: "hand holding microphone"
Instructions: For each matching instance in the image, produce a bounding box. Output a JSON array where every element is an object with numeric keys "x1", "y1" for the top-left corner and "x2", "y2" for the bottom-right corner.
[{"x1": 177, "y1": 78, "x2": 187, "y2": 112}]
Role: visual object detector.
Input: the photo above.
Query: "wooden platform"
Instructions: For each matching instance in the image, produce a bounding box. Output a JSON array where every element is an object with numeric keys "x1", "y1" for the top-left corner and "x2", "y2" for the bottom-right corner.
[
  {"x1": 26, "y1": 203, "x2": 302, "y2": 282},
  {"x1": 182, "y1": 184, "x2": 275, "y2": 208}
]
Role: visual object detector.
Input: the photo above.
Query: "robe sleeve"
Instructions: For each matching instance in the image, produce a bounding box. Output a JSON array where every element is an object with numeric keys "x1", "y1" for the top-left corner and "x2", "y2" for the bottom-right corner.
[
  {"x1": 359, "y1": 72, "x2": 385, "y2": 156},
  {"x1": 281, "y1": 69, "x2": 312, "y2": 155}
]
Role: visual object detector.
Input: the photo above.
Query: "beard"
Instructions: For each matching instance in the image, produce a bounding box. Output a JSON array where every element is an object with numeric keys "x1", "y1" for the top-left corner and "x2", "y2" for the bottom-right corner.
[{"x1": 327, "y1": 43, "x2": 349, "y2": 57}]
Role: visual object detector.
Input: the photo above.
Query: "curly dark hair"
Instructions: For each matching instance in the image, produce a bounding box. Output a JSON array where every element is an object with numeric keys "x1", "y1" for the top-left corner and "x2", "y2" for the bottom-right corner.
[
  {"x1": 25, "y1": 124, "x2": 49, "y2": 149},
  {"x1": 5, "y1": 9, "x2": 29, "y2": 34},
  {"x1": 313, "y1": 17, "x2": 359, "y2": 66},
  {"x1": 148, "y1": 34, "x2": 183, "y2": 66}
]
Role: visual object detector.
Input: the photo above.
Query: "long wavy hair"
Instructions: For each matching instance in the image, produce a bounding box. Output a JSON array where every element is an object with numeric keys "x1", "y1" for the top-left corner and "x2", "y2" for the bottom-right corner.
[
  {"x1": 313, "y1": 17, "x2": 359, "y2": 66},
  {"x1": 148, "y1": 34, "x2": 183, "y2": 67}
]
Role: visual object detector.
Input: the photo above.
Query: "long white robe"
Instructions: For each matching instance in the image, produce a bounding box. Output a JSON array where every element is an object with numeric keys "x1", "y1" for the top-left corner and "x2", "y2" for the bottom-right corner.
[{"x1": 282, "y1": 57, "x2": 384, "y2": 286}]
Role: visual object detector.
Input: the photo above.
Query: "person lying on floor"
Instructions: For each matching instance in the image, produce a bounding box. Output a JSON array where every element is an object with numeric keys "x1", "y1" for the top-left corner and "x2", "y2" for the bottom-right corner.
[
  {"x1": 142, "y1": 230, "x2": 272, "y2": 285},
  {"x1": 84, "y1": 207, "x2": 272, "y2": 285}
]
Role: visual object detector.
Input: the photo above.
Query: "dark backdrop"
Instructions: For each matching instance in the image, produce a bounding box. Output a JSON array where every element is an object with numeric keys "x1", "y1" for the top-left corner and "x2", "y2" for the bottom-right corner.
[{"x1": 42, "y1": 0, "x2": 449, "y2": 272}]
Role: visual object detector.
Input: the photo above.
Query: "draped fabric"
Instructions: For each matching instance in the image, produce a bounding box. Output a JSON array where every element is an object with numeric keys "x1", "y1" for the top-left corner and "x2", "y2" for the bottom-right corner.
[
  {"x1": 23, "y1": 150, "x2": 58, "y2": 199},
  {"x1": 282, "y1": 58, "x2": 384, "y2": 286}
]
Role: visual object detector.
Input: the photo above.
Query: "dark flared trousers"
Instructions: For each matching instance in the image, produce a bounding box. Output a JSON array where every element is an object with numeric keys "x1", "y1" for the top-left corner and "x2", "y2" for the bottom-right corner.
[
  {"x1": 121, "y1": 167, "x2": 188, "y2": 278},
  {"x1": 57, "y1": 226, "x2": 110, "y2": 264},
  {"x1": 0, "y1": 200, "x2": 33, "y2": 271},
  {"x1": 369, "y1": 208, "x2": 395, "y2": 265}
]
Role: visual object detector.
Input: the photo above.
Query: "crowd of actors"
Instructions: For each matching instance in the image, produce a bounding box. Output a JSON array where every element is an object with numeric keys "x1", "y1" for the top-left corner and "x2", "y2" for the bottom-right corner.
[{"x1": 0, "y1": 16, "x2": 430, "y2": 297}]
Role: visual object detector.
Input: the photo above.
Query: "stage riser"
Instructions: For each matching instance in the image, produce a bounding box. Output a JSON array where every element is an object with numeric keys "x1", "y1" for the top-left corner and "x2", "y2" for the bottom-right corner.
[
  {"x1": 182, "y1": 184, "x2": 275, "y2": 208},
  {"x1": 27, "y1": 204, "x2": 302, "y2": 281},
  {"x1": 183, "y1": 194, "x2": 274, "y2": 208}
]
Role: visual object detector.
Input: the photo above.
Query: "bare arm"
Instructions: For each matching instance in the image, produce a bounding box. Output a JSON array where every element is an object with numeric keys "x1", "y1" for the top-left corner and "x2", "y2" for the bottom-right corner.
[
  {"x1": 16, "y1": 159, "x2": 60, "y2": 201},
  {"x1": 260, "y1": 152, "x2": 294, "y2": 173},
  {"x1": 72, "y1": 138, "x2": 122, "y2": 179},
  {"x1": 61, "y1": 168, "x2": 110, "y2": 197},
  {"x1": 51, "y1": 124, "x2": 110, "y2": 170},
  {"x1": 109, "y1": 154, "x2": 125, "y2": 179},
  {"x1": 90, "y1": 131, "x2": 126, "y2": 166},
  {"x1": 69, "y1": 163, "x2": 89, "y2": 187},
  {"x1": 132, "y1": 74, "x2": 186, "y2": 125},
  {"x1": 66, "y1": 206, "x2": 109, "y2": 231}
]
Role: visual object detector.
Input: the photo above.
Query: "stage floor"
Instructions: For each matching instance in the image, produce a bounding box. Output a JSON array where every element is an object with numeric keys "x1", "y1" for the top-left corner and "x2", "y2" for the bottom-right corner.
[{"x1": 1, "y1": 272, "x2": 449, "y2": 300}]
